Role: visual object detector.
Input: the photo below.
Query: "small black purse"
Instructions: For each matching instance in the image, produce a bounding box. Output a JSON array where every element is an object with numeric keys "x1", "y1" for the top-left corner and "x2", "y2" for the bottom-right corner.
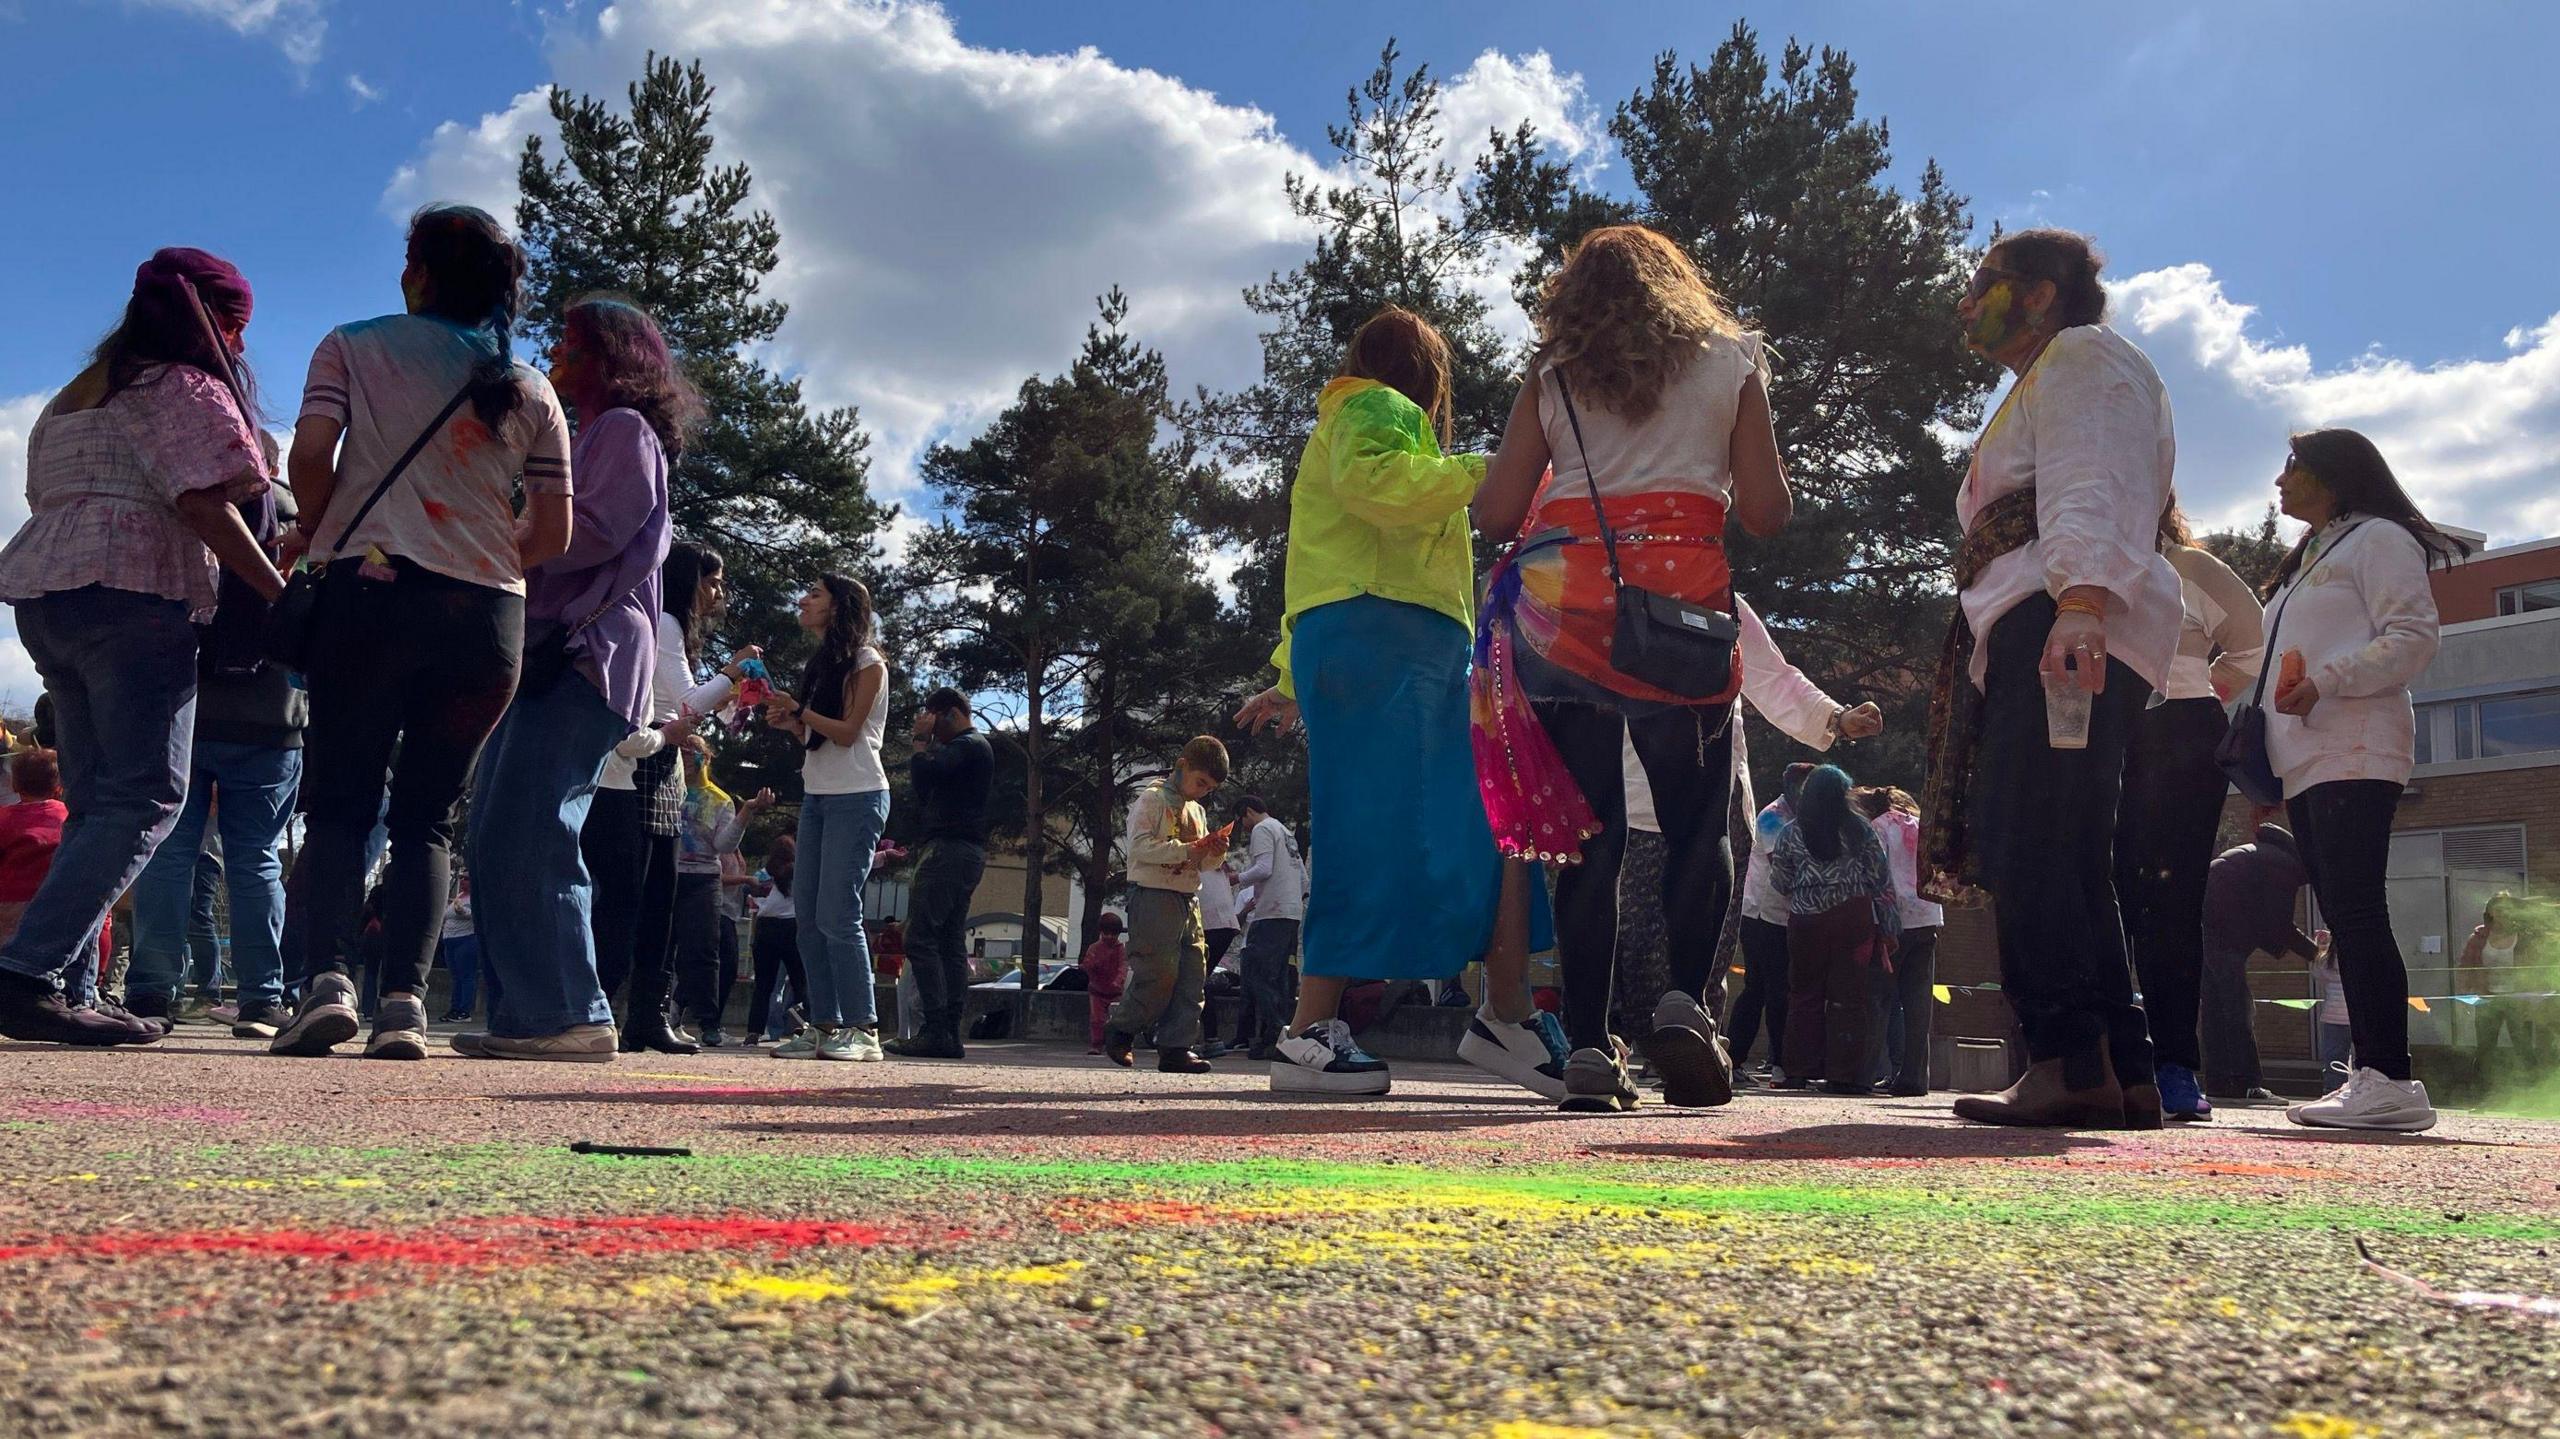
[
  {"x1": 265, "y1": 382, "x2": 475, "y2": 672},
  {"x1": 2215, "y1": 520, "x2": 2367, "y2": 806},
  {"x1": 1552, "y1": 371, "x2": 1740, "y2": 700}
]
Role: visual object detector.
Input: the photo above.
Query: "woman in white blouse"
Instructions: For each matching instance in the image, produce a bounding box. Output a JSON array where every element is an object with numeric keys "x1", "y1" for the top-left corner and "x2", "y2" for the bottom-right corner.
[
  {"x1": 1926, "y1": 228, "x2": 2183, "y2": 1132},
  {"x1": 2113, "y1": 504, "x2": 2263, "y2": 1122},
  {"x1": 2263, "y1": 429, "x2": 2461, "y2": 1133}
]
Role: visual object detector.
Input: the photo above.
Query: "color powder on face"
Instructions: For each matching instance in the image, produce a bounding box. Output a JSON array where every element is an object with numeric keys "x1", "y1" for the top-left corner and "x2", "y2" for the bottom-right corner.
[{"x1": 1963, "y1": 278, "x2": 2025, "y2": 354}]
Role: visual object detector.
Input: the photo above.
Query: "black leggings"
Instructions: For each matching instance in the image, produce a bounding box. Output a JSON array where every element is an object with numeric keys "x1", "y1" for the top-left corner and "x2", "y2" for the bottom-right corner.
[
  {"x1": 293, "y1": 562, "x2": 520, "y2": 999},
  {"x1": 2289, "y1": 780, "x2": 2411, "y2": 1080},
  {"x1": 2113, "y1": 696, "x2": 2230, "y2": 1074},
  {"x1": 1968, "y1": 595, "x2": 2151, "y2": 1091},
  {"x1": 1533, "y1": 701, "x2": 1736, "y2": 1054},
  {"x1": 585, "y1": 790, "x2": 679, "y2": 1028},
  {"x1": 1726, "y1": 916, "x2": 1791, "y2": 1069},
  {"x1": 747, "y1": 914, "x2": 805, "y2": 1037}
]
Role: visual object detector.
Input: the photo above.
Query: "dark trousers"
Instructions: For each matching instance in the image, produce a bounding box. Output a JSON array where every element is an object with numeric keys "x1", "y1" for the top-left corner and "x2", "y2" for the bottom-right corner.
[
  {"x1": 2113, "y1": 695, "x2": 2228, "y2": 1074},
  {"x1": 2289, "y1": 780, "x2": 2411, "y2": 1080},
  {"x1": 748, "y1": 914, "x2": 805, "y2": 1037},
  {"x1": 671, "y1": 872, "x2": 724, "y2": 1030},
  {"x1": 1205, "y1": 927, "x2": 1239, "y2": 971},
  {"x1": 1727, "y1": 917, "x2": 1791, "y2": 1069},
  {"x1": 585, "y1": 790, "x2": 678, "y2": 1029},
  {"x1": 1234, "y1": 917, "x2": 1300, "y2": 1048},
  {"x1": 907, "y1": 839, "x2": 987, "y2": 1028},
  {"x1": 1533, "y1": 701, "x2": 1737, "y2": 1053},
  {"x1": 1881, "y1": 924, "x2": 1939, "y2": 1091},
  {"x1": 1968, "y1": 595, "x2": 2152, "y2": 1091},
  {"x1": 2198, "y1": 945, "x2": 2264, "y2": 1094},
  {"x1": 293, "y1": 563, "x2": 521, "y2": 1000},
  {"x1": 1782, "y1": 900, "x2": 1884, "y2": 1086}
]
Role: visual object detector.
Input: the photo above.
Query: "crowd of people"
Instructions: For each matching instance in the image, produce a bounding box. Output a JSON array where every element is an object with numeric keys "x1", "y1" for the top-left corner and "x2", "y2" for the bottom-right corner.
[{"x1": 0, "y1": 203, "x2": 2489, "y2": 1134}]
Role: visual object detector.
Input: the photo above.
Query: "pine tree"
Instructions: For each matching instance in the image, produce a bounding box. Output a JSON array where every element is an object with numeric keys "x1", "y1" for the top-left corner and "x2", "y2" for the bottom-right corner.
[
  {"x1": 913, "y1": 292, "x2": 1231, "y2": 958},
  {"x1": 2203, "y1": 504, "x2": 2289, "y2": 594},
  {"x1": 514, "y1": 53, "x2": 889, "y2": 656},
  {"x1": 1475, "y1": 24, "x2": 2000, "y2": 796}
]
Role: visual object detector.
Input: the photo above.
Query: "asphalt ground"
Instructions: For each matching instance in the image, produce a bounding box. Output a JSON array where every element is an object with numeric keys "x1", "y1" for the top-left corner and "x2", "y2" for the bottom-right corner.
[{"x1": 4, "y1": 1026, "x2": 2557, "y2": 1438}]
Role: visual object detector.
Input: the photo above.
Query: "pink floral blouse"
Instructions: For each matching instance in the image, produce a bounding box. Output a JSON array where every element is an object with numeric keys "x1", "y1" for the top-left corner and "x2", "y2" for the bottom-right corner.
[{"x1": 0, "y1": 365, "x2": 265, "y2": 620}]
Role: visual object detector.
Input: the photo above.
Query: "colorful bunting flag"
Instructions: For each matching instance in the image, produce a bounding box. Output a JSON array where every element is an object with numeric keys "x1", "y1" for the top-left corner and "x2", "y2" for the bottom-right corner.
[
  {"x1": 2408, "y1": 996, "x2": 2432, "y2": 1012},
  {"x1": 1932, "y1": 984, "x2": 1952, "y2": 1004}
]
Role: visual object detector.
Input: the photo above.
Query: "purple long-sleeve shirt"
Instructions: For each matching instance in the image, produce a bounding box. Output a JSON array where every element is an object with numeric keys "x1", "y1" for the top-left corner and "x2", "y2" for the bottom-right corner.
[{"x1": 527, "y1": 407, "x2": 670, "y2": 728}]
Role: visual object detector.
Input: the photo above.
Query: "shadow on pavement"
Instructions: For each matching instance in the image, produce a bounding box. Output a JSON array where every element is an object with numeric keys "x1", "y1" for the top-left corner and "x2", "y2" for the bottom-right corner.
[{"x1": 1587, "y1": 1121, "x2": 2118, "y2": 1162}]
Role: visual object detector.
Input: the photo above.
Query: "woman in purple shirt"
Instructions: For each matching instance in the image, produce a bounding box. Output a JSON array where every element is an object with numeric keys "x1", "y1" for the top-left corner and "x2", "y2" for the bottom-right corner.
[{"x1": 455, "y1": 296, "x2": 693, "y2": 1061}]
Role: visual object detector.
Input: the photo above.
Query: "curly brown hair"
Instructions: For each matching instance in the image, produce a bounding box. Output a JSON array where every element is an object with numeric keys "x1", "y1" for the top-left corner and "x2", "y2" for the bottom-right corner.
[
  {"x1": 1535, "y1": 225, "x2": 1744, "y2": 421},
  {"x1": 563, "y1": 293, "x2": 705, "y2": 460}
]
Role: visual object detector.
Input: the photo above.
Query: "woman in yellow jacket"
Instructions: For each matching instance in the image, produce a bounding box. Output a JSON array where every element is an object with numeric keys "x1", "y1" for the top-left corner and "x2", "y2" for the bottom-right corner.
[{"x1": 1237, "y1": 308, "x2": 1531, "y2": 1098}]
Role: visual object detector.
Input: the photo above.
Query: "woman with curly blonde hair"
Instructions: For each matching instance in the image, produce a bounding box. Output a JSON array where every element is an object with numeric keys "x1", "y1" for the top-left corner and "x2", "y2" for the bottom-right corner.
[{"x1": 1473, "y1": 223, "x2": 1792, "y2": 1113}]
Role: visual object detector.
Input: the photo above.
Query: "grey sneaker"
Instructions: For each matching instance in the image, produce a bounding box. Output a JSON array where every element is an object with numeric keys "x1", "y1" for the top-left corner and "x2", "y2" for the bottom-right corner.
[
  {"x1": 1561, "y1": 1045, "x2": 1641, "y2": 1113},
  {"x1": 230, "y1": 1000, "x2": 293, "y2": 1040},
  {"x1": 365, "y1": 996, "x2": 429, "y2": 1061},
  {"x1": 1641, "y1": 992, "x2": 1733, "y2": 1109},
  {"x1": 451, "y1": 1025, "x2": 618, "y2": 1063},
  {"x1": 270, "y1": 972, "x2": 361, "y2": 1057}
]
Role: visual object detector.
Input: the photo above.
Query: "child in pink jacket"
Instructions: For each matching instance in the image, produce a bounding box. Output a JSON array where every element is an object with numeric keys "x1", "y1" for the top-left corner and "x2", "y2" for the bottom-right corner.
[{"x1": 1080, "y1": 912, "x2": 1127, "y2": 1053}]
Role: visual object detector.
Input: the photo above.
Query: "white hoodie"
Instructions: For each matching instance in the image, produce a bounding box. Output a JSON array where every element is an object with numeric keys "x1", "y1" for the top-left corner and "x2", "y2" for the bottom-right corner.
[{"x1": 2262, "y1": 515, "x2": 2441, "y2": 797}]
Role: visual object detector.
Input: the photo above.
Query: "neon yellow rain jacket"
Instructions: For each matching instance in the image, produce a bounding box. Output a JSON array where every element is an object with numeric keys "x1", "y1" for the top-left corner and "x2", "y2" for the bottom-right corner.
[{"x1": 1271, "y1": 377, "x2": 1487, "y2": 697}]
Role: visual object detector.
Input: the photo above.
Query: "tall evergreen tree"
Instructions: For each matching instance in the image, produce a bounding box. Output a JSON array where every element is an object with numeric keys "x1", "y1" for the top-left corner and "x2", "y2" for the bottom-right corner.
[
  {"x1": 2203, "y1": 504, "x2": 2289, "y2": 594},
  {"x1": 913, "y1": 292, "x2": 1230, "y2": 958},
  {"x1": 514, "y1": 53, "x2": 890, "y2": 656},
  {"x1": 1476, "y1": 24, "x2": 1999, "y2": 795}
]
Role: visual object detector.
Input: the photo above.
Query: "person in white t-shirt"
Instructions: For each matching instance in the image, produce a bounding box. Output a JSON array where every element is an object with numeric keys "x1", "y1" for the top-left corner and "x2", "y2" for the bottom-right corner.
[
  {"x1": 1227, "y1": 796, "x2": 1307, "y2": 1057},
  {"x1": 762, "y1": 574, "x2": 892, "y2": 1063}
]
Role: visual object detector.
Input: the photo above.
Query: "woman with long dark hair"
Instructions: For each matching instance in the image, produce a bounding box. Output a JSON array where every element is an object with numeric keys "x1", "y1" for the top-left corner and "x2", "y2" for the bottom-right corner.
[
  {"x1": 1470, "y1": 225, "x2": 1794, "y2": 1113},
  {"x1": 267, "y1": 205, "x2": 574, "y2": 1063},
  {"x1": 762, "y1": 574, "x2": 892, "y2": 1060},
  {"x1": 2266, "y1": 429, "x2": 2458, "y2": 1132},
  {"x1": 1928, "y1": 228, "x2": 2183, "y2": 1131},
  {"x1": 455, "y1": 295, "x2": 696, "y2": 1060},
  {"x1": 0, "y1": 248, "x2": 285, "y2": 1046},
  {"x1": 1771, "y1": 766, "x2": 1899, "y2": 1090},
  {"x1": 2114, "y1": 501, "x2": 2264, "y2": 1119}
]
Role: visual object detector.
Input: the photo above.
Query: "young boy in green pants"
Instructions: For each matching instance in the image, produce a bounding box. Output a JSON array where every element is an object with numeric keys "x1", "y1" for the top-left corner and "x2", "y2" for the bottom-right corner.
[{"x1": 1103, "y1": 735, "x2": 1231, "y2": 1072}]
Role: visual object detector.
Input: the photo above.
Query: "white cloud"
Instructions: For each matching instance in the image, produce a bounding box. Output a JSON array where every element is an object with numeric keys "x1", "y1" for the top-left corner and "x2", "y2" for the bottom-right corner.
[
  {"x1": 130, "y1": 0, "x2": 327, "y2": 68},
  {"x1": 383, "y1": 1, "x2": 1579, "y2": 504},
  {"x1": 2114, "y1": 264, "x2": 2560, "y2": 546},
  {"x1": 0, "y1": 394, "x2": 53, "y2": 709},
  {"x1": 345, "y1": 71, "x2": 382, "y2": 106}
]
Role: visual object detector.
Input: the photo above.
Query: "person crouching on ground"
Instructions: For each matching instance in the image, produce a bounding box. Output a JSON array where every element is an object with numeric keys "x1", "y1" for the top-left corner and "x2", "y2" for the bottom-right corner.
[
  {"x1": 1771, "y1": 765, "x2": 1899, "y2": 1092},
  {"x1": 1101, "y1": 735, "x2": 1232, "y2": 1073}
]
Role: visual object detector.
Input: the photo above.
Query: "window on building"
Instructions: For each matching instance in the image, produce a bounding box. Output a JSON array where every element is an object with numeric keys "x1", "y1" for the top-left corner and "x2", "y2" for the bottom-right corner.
[
  {"x1": 2495, "y1": 579, "x2": 2560, "y2": 615},
  {"x1": 2416, "y1": 691, "x2": 2560, "y2": 765}
]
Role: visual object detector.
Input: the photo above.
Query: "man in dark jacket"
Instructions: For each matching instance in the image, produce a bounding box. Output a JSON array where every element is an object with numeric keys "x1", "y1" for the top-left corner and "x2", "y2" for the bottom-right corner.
[
  {"x1": 2198, "y1": 819, "x2": 2316, "y2": 1102},
  {"x1": 885, "y1": 688, "x2": 993, "y2": 1060}
]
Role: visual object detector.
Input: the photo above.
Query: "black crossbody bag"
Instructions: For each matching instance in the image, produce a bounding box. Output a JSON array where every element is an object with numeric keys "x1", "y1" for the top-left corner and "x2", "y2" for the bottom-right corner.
[
  {"x1": 1552, "y1": 370, "x2": 1741, "y2": 699},
  {"x1": 264, "y1": 382, "x2": 474, "y2": 672},
  {"x1": 2215, "y1": 520, "x2": 2367, "y2": 806}
]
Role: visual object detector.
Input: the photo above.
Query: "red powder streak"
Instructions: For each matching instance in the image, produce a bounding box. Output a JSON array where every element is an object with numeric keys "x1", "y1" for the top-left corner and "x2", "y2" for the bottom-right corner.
[{"x1": 0, "y1": 1215, "x2": 963, "y2": 1270}]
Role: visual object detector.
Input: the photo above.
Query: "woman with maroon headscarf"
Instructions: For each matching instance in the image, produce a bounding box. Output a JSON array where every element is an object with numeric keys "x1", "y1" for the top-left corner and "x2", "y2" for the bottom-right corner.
[{"x1": 0, "y1": 248, "x2": 287, "y2": 1047}]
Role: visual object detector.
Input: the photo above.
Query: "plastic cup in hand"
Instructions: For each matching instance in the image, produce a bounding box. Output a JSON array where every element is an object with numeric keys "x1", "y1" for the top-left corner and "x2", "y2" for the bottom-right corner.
[{"x1": 2045, "y1": 660, "x2": 2092, "y2": 750}]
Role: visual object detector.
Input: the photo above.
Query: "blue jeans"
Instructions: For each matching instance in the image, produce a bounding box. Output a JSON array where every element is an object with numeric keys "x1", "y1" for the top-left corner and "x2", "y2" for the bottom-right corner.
[
  {"x1": 127, "y1": 740, "x2": 303, "y2": 1012},
  {"x1": 187, "y1": 851, "x2": 224, "y2": 995},
  {"x1": 464, "y1": 672, "x2": 628, "y2": 1037},
  {"x1": 441, "y1": 933, "x2": 483, "y2": 1017},
  {"x1": 1, "y1": 588, "x2": 197, "y2": 998},
  {"x1": 796, "y1": 789, "x2": 891, "y2": 1028}
]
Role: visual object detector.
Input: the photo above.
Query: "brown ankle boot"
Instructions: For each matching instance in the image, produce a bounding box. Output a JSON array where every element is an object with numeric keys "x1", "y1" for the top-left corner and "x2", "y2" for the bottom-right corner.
[{"x1": 1952, "y1": 1057, "x2": 2126, "y2": 1129}]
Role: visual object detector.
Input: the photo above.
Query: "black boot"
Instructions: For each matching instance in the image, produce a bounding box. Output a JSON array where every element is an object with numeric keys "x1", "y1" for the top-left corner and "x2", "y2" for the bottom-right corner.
[{"x1": 885, "y1": 1010, "x2": 965, "y2": 1060}]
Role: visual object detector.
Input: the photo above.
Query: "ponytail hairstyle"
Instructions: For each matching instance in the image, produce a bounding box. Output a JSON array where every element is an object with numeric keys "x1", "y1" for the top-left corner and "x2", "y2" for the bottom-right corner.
[
  {"x1": 1337, "y1": 306, "x2": 1456, "y2": 448},
  {"x1": 404, "y1": 204, "x2": 527, "y2": 434},
  {"x1": 91, "y1": 247, "x2": 260, "y2": 415},
  {"x1": 661, "y1": 540, "x2": 724, "y2": 663},
  {"x1": 2266, "y1": 428, "x2": 2470, "y2": 596},
  {"x1": 1797, "y1": 764, "x2": 1856, "y2": 863},
  {"x1": 560, "y1": 293, "x2": 705, "y2": 460}
]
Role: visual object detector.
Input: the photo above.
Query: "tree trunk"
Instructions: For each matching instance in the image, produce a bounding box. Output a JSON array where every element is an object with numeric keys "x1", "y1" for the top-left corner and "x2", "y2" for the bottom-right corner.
[{"x1": 1021, "y1": 673, "x2": 1045, "y2": 997}]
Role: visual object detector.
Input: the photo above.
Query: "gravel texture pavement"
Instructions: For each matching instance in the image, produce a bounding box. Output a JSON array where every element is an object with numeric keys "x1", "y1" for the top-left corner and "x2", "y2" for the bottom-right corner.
[{"x1": 3, "y1": 1025, "x2": 2557, "y2": 1437}]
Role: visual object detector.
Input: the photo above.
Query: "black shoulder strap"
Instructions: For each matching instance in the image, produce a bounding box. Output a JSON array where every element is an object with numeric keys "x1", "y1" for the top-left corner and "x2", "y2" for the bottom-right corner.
[
  {"x1": 1549, "y1": 368, "x2": 1627, "y2": 589},
  {"x1": 2249, "y1": 520, "x2": 2370, "y2": 706},
  {"x1": 318, "y1": 382, "x2": 476, "y2": 561}
]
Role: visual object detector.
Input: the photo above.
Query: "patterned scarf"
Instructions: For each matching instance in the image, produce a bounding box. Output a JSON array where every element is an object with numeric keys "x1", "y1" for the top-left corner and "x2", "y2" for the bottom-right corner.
[{"x1": 1919, "y1": 486, "x2": 2039, "y2": 904}]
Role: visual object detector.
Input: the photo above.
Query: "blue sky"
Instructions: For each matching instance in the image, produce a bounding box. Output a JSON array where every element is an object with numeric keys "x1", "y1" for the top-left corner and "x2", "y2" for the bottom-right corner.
[{"x1": 5, "y1": 0, "x2": 2560, "y2": 701}]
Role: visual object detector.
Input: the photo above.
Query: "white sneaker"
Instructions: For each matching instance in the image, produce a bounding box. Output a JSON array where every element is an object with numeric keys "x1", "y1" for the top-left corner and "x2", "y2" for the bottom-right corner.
[
  {"x1": 449, "y1": 1024, "x2": 618, "y2": 1063},
  {"x1": 1457, "y1": 1004, "x2": 1567, "y2": 1100},
  {"x1": 2288, "y1": 1067, "x2": 2437, "y2": 1133},
  {"x1": 772, "y1": 1029, "x2": 822, "y2": 1060},
  {"x1": 844, "y1": 1027, "x2": 885, "y2": 1062},
  {"x1": 1270, "y1": 1019, "x2": 1391, "y2": 1096}
]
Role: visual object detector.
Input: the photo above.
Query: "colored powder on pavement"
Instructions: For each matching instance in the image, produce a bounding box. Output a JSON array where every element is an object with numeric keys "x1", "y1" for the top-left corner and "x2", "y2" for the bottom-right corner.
[{"x1": 0, "y1": 1214, "x2": 954, "y2": 1270}]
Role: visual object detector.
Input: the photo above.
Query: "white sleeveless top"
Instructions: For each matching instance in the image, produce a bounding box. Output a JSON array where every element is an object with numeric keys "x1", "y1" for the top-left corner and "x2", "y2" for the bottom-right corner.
[{"x1": 1535, "y1": 332, "x2": 1766, "y2": 509}]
